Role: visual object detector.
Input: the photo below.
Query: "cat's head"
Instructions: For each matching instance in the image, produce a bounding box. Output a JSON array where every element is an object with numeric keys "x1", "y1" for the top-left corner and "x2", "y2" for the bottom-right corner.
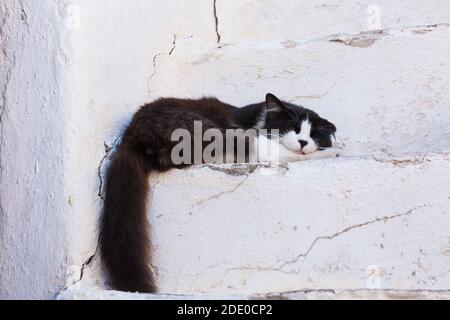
[{"x1": 262, "y1": 93, "x2": 336, "y2": 154}]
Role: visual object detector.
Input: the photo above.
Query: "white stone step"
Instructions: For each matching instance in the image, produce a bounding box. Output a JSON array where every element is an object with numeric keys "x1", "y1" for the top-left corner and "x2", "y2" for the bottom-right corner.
[
  {"x1": 58, "y1": 288, "x2": 450, "y2": 300},
  {"x1": 60, "y1": 19, "x2": 450, "y2": 300},
  {"x1": 2, "y1": 0, "x2": 450, "y2": 300},
  {"x1": 214, "y1": 0, "x2": 450, "y2": 44},
  {"x1": 148, "y1": 24, "x2": 450, "y2": 157},
  {"x1": 65, "y1": 152, "x2": 450, "y2": 296}
]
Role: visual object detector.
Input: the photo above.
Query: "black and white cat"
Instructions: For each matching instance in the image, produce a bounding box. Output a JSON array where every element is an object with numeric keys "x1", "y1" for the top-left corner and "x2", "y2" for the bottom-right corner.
[{"x1": 100, "y1": 93, "x2": 338, "y2": 293}]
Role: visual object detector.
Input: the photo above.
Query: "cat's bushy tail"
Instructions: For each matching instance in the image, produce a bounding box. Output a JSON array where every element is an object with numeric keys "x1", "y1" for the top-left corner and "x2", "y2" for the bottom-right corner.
[{"x1": 99, "y1": 137, "x2": 156, "y2": 293}]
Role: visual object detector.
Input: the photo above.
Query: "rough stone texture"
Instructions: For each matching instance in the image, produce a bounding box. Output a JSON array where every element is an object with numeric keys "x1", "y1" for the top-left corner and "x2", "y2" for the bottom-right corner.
[
  {"x1": 61, "y1": 0, "x2": 219, "y2": 288},
  {"x1": 0, "y1": 0, "x2": 73, "y2": 299},
  {"x1": 57, "y1": 288, "x2": 450, "y2": 300},
  {"x1": 79, "y1": 153, "x2": 450, "y2": 294},
  {"x1": 1, "y1": 1, "x2": 449, "y2": 299},
  {"x1": 216, "y1": 0, "x2": 450, "y2": 43},
  {"x1": 148, "y1": 24, "x2": 450, "y2": 157},
  {"x1": 0, "y1": 0, "x2": 219, "y2": 299}
]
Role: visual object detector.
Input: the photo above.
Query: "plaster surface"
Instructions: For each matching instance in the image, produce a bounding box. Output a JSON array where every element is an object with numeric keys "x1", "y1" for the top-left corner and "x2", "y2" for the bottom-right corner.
[
  {"x1": 0, "y1": 0, "x2": 73, "y2": 299},
  {"x1": 148, "y1": 24, "x2": 450, "y2": 157},
  {"x1": 58, "y1": 288, "x2": 450, "y2": 300},
  {"x1": 216, "y1": 0, "x2": 450, "y2": 43},
  {"x1": 79, "y1": 153, "x2": 450, "y2": 294},
  {"x1": 1, "y1": 0, "x2": 449, "y2": 299}
]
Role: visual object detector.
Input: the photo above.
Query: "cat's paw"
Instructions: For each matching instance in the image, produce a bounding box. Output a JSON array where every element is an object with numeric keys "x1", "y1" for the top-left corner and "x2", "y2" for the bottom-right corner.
[{"x1": 315, "y1": 148, "x2": 341, "y2": 159}]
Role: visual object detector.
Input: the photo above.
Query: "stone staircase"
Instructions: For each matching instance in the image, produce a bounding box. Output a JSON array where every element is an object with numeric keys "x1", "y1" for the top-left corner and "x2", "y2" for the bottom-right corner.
[
  {"x1": 59, "y1": 2, "x2": 450, "y2": 300},
  {"x1": 58, "y1": 288, "x2": 450, "y2": 300},
  {"x1": 2, "y1": 0, "x2": 450, "y2": 300},
  {"x1": 60, "y1": 152, "x2": 450, "y2": 299}
]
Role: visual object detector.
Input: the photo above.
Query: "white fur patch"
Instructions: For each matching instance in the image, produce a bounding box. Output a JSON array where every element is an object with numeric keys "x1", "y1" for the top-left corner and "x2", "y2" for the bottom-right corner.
[
  {"x1": 254, "y1": 134, "x2": 301, "y2": 163},
  {"x1": 280, "y1": 119, "x2": 318, "y2": 154},
  {"x1": 254, "y1": 134, "x2": 339, "y2": 163},
  {"x1": 298, "y1": 118, "x2": 311, "y2": 140}
]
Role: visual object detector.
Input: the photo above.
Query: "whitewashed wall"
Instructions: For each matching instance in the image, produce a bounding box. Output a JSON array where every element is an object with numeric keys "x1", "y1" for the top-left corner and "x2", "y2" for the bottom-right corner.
[
  {"x1": 1, "y1": 0, "x2": 449, "y2": 299},
  {"x1": 0, "y1": 1, "x2": 72, "y2": 299}
]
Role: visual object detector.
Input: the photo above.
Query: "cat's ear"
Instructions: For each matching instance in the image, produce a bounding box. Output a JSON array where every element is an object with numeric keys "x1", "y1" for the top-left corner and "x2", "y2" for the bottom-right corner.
[
  {"x1": 317, "y1": 117, "x2": 337, "y2": 133},
  {"x1": 265, "y1": 93, "x2": 285, "y2": 112}
]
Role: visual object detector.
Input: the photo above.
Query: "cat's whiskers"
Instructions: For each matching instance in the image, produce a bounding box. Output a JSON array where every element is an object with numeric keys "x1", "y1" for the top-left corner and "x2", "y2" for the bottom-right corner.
[{"x1": 264, "y1": 133, "x2": 281, "y2": 139}]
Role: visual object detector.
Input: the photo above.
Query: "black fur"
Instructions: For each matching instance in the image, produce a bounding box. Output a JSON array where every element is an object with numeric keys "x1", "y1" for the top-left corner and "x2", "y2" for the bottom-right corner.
[{"x1": 99, "y1": 93, "x2": 336, "y2": 293}]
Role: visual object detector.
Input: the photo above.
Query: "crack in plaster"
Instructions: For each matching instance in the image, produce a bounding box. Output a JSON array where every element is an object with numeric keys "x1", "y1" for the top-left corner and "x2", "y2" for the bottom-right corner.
[
  {"x1": 145, "y1": 23, "x2": 450, "y2": 94},
  {"x1": 68, "y1": 139, "x2": 118, "y2": 288},
  {"x1": 205, "y1": 163, "x2": 290, "y2": 176},
  {"x1": 147, "y1": 34, "x2": 180, "y2": 93},
  {"x1": 210, "y1": 205, "x2": 426, "y2": 285},
  {"x1": 78, "y1": 247, "x2": 97, "y2": 282},
  {"x1": 251, "y1": 288, "x2": 337, "y2": 300},
  {"x1": 328, "y1": 23, "x2": 450, "y2": 48},
  {"x1": 289, "y1": 79, "x2": 339, "y2": 101},
  {"x1": 213, "y1": 0, "x2": 221, "y2": 43},
  {"x1": 194, "y1": 173, "x2": 252, "y2": 207},
  {"x1": 74, "y1": 139, "x2": 121, "y2": 286},
  {"x1": 314, "y1": 0, "x2": 344, "y2": 11},
  {"x1": 411, "y1": 23, "x2": 450, "y2": 34},
  {"x1": 274, "y1": 205, "x2": 427, "y2": 273},
  {"x1": 329, "y1": 30, "x2": 386, "y2": 47},
  {"x1": 63, "y1": 246, "x2": 98, "y2": 291},
  {"x1": 193, "y1": 162, "x2": 292, "y2": 206},
  {"x1": 205, "y1": 22, "x2": 450, "y2": 51},
  {"x1": 372, "y1": 152, "x2": 449, "y2": 167},
  {"x1": 168, "y1": 34, "x2": 177, "y2": 55},
  {"x1": 385, "y1": 158, "x2": 432, "y2": 167},
  {"x1": 253, "y1": 288, "x2": 450, "y2": 300},
  {"x1": 149, "y1": 52, "x2": 164, "y2": 80},
  {"x1": 97, "y1": 141, "x2": 115, "y2": 200},
  {"x1": 206, "y1": 164, "x2": 260, "y2": 176}
]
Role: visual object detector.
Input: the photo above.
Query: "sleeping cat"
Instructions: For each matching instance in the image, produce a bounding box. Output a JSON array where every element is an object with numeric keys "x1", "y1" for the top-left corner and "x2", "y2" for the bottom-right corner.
[{"x1": 100, "y1": 93, "x2": 338, "y2": 293}]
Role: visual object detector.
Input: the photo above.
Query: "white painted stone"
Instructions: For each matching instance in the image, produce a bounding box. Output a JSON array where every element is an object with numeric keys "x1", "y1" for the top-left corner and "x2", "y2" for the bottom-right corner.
[
  {"x1": 63, "y1": 0, "x2": 218, "y2": 283},
  {"x1": 148, "y1": 25, "x2": 450, "y2": 157},
  {"x1": 57, "y1": 287, "x2": 450, "y2": 300},
  {"x1": 216, "y1": 0, "x2": 450, "y2": 43},
  {"x1": 0, "y1": 0, "x2": 73, "y2": 299},
  {"x1": 78, "y1": 153, "x2": 450, "y2": 294},
  {"x1": 0, "y1": 0, "x2": 218, "y2": 299},
  {"x1": 1, "y1": 0, "x2": 450, "y2": 299}
]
